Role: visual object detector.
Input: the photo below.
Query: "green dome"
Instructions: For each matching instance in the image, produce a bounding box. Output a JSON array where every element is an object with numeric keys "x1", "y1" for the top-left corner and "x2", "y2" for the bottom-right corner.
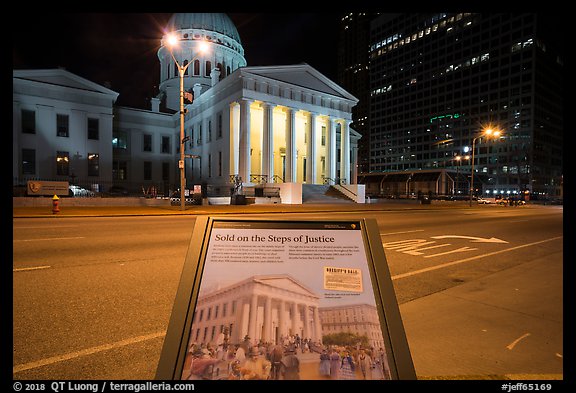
[{"x1": 167, "y1": 13, "x2": 242, "y2": 45}]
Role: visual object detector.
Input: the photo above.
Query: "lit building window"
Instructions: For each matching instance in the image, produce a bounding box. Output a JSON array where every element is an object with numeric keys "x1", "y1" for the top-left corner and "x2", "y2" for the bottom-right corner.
[
  {"x1": 88, "y1": 153, "x2": 99, "y2": 176},
  {"x1": 56, "y1": 151, "x2": 70, "y2": 176}
]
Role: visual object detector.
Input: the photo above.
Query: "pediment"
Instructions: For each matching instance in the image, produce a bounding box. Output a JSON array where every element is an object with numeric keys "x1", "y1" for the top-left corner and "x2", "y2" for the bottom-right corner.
[
  {"x1": 13, "y1": 69, "x2": 119, "y2": 99},
  {"x1": 200, "y1": 274, "x2": 320, "y2": 299},
  {"x1": 241, "y1": 64, "x2": 358, "y2": 102},
  {"x1": 254, "y1": 275, "x2": 319, "y2": 298}
]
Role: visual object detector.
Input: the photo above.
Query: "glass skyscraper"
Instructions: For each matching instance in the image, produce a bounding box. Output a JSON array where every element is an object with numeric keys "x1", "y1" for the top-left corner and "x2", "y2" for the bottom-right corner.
[{"x1": 367, "y1": 13, "x2": 563, "y2": 199}]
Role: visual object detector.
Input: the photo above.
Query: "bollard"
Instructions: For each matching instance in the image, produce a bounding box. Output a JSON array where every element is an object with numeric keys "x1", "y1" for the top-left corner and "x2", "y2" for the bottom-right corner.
[{"x1": 52, "y1": 194, "x2": 60, "y2": 214}]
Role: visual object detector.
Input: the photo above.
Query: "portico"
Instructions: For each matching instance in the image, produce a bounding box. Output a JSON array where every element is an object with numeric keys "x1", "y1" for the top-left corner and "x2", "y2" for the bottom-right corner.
[
  {"x1": 230, "y1": 100, "x2": 352, "y2": 185},
  {"x1": 189, "y1": 63, "x2": 359, "y2": 193},
  {"x1": 192, "y1": 275, "x2": 323, "y2": 345}
]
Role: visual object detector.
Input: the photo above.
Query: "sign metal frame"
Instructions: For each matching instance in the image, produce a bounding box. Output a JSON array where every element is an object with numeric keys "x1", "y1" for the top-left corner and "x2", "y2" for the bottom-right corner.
[{"x1": 156, "y1": 216, "x2": 415, "y2": 380}]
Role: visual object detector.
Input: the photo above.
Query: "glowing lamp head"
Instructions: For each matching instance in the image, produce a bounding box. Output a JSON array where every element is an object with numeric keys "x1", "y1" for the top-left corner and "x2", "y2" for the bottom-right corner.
[
  {"x1": 197, "y1": 40, "x2": 209, "y2": 54},
  {"x1": 166, "y1": 33, "x2": 179, "y2": 48},
  {"x1": 483, "y1": 127, "x2": 502, "y2": 138}
]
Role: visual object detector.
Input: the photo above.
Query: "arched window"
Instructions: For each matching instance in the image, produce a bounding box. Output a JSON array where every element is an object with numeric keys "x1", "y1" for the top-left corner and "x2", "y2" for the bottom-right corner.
[
  {"x1": 174, "y1": 62, "x2": 178, "y2": 77},
  {"x1": 183, "y1": 60, "x2": 189, "y2": 76},
  {"x1": 217, "y1": 63, "x2": 223, "y2": 80},
  {"x1": 205, "y1": 61, "x2": 212, "y2": 77},
  {"x1": 227, "y1": 66, "x2": 231, "y2": 76},
  {"x1": 193, "y1": 59, "x2": 200, "y2": 76}
]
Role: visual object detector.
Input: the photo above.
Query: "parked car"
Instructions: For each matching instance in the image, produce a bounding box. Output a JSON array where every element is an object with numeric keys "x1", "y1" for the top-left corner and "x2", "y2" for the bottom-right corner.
[
  {"x1": 477, "y1": 198, "x2": 493, "y2": 204},
  {"x1": 497, "y1": 197, "x2": 525, "y2": 206}
]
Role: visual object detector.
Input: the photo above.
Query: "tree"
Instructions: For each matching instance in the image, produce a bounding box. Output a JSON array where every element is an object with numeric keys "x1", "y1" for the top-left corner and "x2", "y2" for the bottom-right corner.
[{"x1": 322, "y1": 332, "x2": 369, "y2": 347}]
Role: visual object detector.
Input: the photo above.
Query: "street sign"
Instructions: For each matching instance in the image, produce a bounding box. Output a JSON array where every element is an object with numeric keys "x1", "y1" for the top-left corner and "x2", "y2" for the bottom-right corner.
[{"x1": 156, "y1": 217, "x2": 415, "y2": 380}]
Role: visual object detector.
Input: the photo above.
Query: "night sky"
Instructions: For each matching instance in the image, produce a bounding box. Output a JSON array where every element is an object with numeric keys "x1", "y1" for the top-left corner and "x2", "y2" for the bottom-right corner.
[{"x1": 12, "y1": 13, "x2": 342, "y2": 110}]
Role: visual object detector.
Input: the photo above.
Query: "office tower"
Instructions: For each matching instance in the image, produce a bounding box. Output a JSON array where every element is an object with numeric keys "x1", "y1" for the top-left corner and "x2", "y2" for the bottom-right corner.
[
  {"x1": 338, "y1": 12, "x2": 380, "y2": 174},
  {"x1": 368, "y1": 13, "x2": 563, "y2": 198}
]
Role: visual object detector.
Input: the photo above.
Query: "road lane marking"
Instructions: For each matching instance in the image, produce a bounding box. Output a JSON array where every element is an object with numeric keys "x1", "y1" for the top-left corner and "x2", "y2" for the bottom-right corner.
[
  {"x1": 404, "y1": 243, "x2": 452, "y2": 255},
  {"x1": 424, "y1": 246, "x2": 477, "y2": 258},
  {"x1": 14, "y1": 225, "x2": 80, "y2": 229},
  {"x1": 507, "y1": 333, "x2": 531, "y2": 350},
  {"x1": 384, "y1": 239, "x2": 478, "y2": 258},
  {"x1": 13, "y1": 237, "x2": 85, "y2": 242},
  {"x1": 380, "y1": 230, "x2": 424, "y2": 236},
  {"x1": 391, "y1": 235, "x2": 562, "y2": 280},
  {"x1": 430, "y1": 235, "x2": 508, "y2": 243},
  {"x1": 13, "y1": 331, "x2": 166, "y2": 374},
  {"x1": 13, "y1": 266, "x2": 51, "y2": 272}
]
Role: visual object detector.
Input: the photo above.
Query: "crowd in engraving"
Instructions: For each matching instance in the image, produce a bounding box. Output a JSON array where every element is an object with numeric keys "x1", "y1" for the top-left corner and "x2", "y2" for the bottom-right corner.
[{"x1": 183, "y1": 329, "x2": 392, "y2": 380}]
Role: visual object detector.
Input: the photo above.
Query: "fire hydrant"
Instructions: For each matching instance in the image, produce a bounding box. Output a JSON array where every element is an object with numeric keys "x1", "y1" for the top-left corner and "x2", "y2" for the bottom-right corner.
[{"x1": 52, "y1": 194, "x2": 60, "y2": 214}]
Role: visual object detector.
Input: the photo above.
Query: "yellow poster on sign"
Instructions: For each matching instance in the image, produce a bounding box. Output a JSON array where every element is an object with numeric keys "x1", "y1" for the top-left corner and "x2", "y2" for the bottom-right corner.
[{"x1": 324, "y1": 267, "x2": 363, "y2": 292}]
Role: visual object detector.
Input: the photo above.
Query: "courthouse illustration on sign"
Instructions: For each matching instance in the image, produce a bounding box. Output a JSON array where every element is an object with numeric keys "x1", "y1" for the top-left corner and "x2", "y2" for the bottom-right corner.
[
  {"x1": 191, "y1": 274, "x2": 323, "y2": 346},
  {"x1": 178, "y1": 220, "x2": 394, "y2": 380}
]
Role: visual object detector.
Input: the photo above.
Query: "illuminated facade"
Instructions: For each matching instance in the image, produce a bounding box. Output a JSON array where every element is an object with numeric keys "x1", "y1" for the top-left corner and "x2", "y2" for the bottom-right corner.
[
  {"x1": 319, "y1": 303, "x2": 385, "y2": 350},
  {"x1": 192, "y1": 275, "x2": 323, "y2": 345},
  {"x1": 12, "y1": 13, "x2": 360, "y2": 201},
  {"x1": 368, "y1": 13, "x2": 563, "y2": 198}
]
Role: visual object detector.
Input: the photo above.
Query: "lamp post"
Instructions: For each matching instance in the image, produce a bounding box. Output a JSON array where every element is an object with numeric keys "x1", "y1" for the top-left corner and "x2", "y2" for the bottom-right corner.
[
  {"x1": 166, "y1": 34, "x2": 208, "y2": 210},
  {"x1": 469, "y1": 127, "x2": 501, "y2": 207},
  {"x1": 454, "y1": 155, "x2": 470, "y2": 196},
  {"x1": 454, "y1": 155, "x2": 461, "y2": 196}
]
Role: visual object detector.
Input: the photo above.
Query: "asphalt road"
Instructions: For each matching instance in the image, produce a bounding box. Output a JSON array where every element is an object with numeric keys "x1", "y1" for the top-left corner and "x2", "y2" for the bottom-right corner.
[{"x1": 12, "y1": 204, "x2": 564, "y2": 381}]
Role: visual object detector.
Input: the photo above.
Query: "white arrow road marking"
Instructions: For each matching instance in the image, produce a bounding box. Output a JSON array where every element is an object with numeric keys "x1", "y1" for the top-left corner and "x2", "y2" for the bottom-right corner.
[
  {"x1": 507, "y1": 333, "x2": 531, "y2": 350},
  {"x1": 431, "y1": 235, "x2": 508, "y2": 243},
  {"x1": 391, "y1": 236, "x2": 562, "y2": 280},
  {"x1": 424, "y1": 246, "x2": 477, "y2": 258}
]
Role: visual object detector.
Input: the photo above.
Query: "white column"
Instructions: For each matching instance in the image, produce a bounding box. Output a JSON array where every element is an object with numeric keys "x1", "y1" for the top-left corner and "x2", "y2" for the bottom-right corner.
[
  {"x1": 248, "y1": 294, "x2": 258, "y2": 343},
  {"x1": 302, "y1": 304, "x2": 310, "y2": 339},
  {"x1": 262, "y1": 102, "x2": 274, "y2": 182},
  {"x1": 340, "y1": 120, "x2": 350, "y2": 185},
  {"x1": 306, "y1": 112, "x2": 317, "y2": 184},
  {"x1": 263, "y1": 296, "x2": 272, "y2": 342},
  {"x1": 313, "y1": 306, "x2": 322, "y2": 343},
  {"x1": 285, "y1": 108, "x2": 296, "y2": 182},
  {"x1": 230, "y1": 102, "x2": 239, "y2": 177},
  {"x1": 278, "y1": 300, "x2": 286, "y2": 343},
  {"x1": 291, "y1": 302, "x2": 298, "y2": 335},
  {"x1": 327, "y1": 118, "x2": 337, "y2": 183},
  {"x1": 234, "y1": 298, "x2": 246, "y2": 343},
  {"x1": 239, "y1": 99, "x2": 252, "y2": 183},
  {"x1": 351, "y1": 145, "x2": 358, "y2": 184}
]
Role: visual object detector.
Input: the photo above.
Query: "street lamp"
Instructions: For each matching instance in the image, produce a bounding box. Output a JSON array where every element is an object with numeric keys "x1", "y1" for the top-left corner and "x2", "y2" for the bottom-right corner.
[
  {"x1": 166, "y1": 34, "x2": 209, "y2": 210},
  {"x1": 453, "y1": 155, "x2": 469, "y2": 195},
  {"x1": 469, "y1": 127, "x2": 502, "y2": 206}
]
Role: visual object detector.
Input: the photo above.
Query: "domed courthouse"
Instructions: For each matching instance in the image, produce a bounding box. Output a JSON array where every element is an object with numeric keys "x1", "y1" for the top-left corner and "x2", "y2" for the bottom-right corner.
[{"x1": 13, "y1": 13, "x2": 362, "y2": 203}]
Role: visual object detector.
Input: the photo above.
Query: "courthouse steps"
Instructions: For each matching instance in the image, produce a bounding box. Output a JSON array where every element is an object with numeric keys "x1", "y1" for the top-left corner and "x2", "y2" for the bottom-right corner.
[{"x1": 302, "y1": 184, "x2": 355, "y2": 204}]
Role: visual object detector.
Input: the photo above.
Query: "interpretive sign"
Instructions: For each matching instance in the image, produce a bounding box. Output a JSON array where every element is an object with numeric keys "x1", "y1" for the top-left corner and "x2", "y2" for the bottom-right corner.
[
  {"x1": 156, "y1": 217, "x2": 415, "y2": 381},
  {"x1": 27, "y1": 180, "x2": 69, "y2": 196}
]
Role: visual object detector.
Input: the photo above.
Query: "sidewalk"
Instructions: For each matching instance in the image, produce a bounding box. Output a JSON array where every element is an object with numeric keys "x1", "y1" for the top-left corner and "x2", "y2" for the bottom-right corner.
[
  {"x1": 11, "y1": 199, "x2": 474, "y2": 218},
  {"x1": 12, "y1": 202, "x2": 564, "y2": 381},
  {"x1": 400, "y1": 253, "x2": 563, "y2": 380}
]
